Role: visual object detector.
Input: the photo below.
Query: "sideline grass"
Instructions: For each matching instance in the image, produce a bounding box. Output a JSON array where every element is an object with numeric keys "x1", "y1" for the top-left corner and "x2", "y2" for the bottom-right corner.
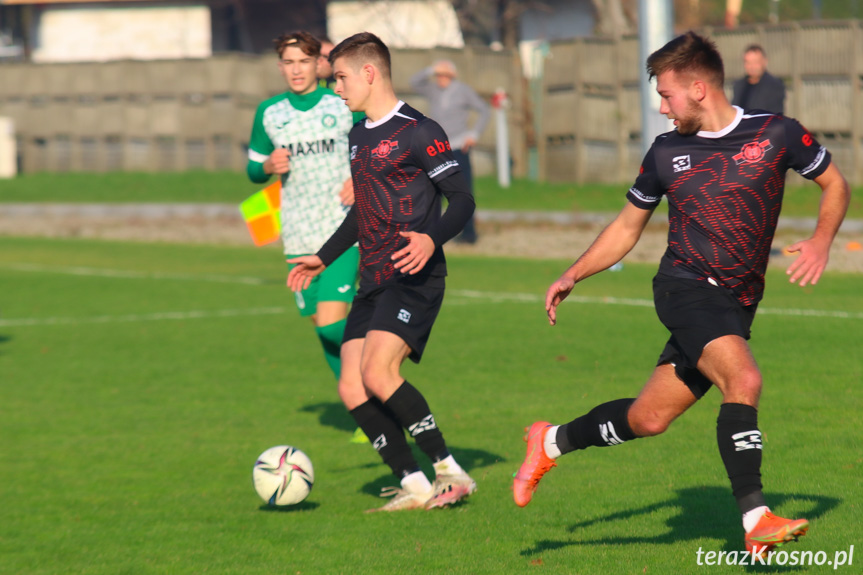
[
  {"x1": 1, "y1": 237, "x2": 861, "y2": 574},
  {"x1": 1, "y1": 171, "x2": 860, "y2": 220}
]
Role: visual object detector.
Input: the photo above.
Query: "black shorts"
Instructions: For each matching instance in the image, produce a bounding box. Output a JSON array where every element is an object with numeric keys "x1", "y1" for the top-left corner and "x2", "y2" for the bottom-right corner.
[
  {"x1": 653, "y1": 274, "x2": 757, "y2": 399},
  {"x1": 343, "y1": 281, "x2": 445, "y2": 363}
]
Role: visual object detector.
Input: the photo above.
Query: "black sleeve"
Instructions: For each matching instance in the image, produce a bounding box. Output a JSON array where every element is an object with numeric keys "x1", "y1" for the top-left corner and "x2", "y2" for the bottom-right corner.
[
  {"x1": 316, "y1": 207, "x2": 358, "y2": 266},
  {"x1": 428, "y1": 171, "x2": 475, "y2": 246}
]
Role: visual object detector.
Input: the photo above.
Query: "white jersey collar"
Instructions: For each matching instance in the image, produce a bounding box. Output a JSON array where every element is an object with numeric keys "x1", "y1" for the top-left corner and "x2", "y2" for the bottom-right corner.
[
  {"x1": 364, "y1": 100, "x2": 407, "y2": 129},
  {"x1": 696, "y1": 106, "x2": 743, "y2": 139}
]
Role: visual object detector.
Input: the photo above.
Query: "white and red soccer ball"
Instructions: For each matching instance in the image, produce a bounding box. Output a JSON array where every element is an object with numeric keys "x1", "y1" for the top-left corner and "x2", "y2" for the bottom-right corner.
[{"x1": 252, "y1": 445, "x2": 314, "y2": 506}]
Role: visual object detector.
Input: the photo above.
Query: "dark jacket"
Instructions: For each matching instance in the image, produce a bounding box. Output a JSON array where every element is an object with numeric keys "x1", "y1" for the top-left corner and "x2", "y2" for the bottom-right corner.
[{"x1": 732, "y1": 71, "x2": 786, "y2": 115}]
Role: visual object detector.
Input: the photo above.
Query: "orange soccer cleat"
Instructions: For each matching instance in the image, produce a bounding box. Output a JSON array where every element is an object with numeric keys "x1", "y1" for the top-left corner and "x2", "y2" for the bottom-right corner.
[
  {"x1": 745, "y1": 511, "x2": 809, "y2": 556},
  {"x1": 513, "y1": 421, "x2": 557, "y2": 507}
]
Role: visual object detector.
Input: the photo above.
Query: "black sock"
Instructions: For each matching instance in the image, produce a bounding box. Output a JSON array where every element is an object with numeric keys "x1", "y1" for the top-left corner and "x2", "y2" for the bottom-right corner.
[
  {"x1": 350, "y1": 397, "x2": 418, "y2": 478},
  {"x1": 556, "y1": 398, "x2": 637, "y2": 454},
  {"x1": 717, "y1": 403, "x2": 766, "y2": 514},
  {"x1": 385, "y1": 380, "x2": 450, "y2": 463}
]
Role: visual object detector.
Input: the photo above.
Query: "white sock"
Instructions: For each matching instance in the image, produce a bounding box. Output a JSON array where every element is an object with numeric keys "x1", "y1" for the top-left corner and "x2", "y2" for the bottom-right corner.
[
  {"x1": 433, "y1": 454, "x2": 465, "y2": 477},
  {"x1": 401, "y1": 470, "x2": 433, "y2": 495},
  {"x1": 742, "y1": 506, "x2": 769, "y2": 532},
  {"x1": 544, "y1": 425, "x2": 562, "y2": 459}
]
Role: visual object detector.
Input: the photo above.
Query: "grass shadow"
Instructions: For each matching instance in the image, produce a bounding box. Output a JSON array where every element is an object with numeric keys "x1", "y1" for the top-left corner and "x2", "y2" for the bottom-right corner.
[
  {"x1": 258, "y1": 500, "x2": 321, "y2": 513},
  {"x1": 299, "y1": 401, "x2": 355, "y2": 433},
  {"x1": 522, "y1": 486, "x2": 840, "y2": 571}
]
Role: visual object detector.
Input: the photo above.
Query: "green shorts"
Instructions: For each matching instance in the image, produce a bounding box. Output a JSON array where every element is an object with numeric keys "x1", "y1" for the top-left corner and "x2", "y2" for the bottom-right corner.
[{"x1": 286, "y1": 246, "x2": 359, "y2": 317}]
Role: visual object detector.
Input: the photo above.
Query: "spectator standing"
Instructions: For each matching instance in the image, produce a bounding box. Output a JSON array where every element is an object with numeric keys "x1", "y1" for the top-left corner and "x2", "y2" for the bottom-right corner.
[
  {"x1": 732, "y1": 44, "x2": 785, "y2": 114},
  {"x1": 411, "y1": 60, "x2": 489, "y2": 244},
  {"x1": 317, "y1": 37, "x2": 336, "y2": 90}
]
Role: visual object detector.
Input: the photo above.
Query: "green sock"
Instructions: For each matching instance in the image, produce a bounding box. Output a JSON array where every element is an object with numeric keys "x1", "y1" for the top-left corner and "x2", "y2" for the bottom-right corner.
[{"x1": 315, "y1": 319, "x2": 345, "y2": 380}]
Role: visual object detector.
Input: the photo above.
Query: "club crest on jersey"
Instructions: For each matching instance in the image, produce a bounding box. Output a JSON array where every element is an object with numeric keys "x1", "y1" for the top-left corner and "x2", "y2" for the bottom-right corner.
[
  {"x1": 672, "y1": 155, "x2": 691, "y2": 172},
  {"x1": 733, "y1": 139, "x2": 773, "y2": 166},
  {"x1": 371, "y1": 139, "x2": 399, "y2": 158}
]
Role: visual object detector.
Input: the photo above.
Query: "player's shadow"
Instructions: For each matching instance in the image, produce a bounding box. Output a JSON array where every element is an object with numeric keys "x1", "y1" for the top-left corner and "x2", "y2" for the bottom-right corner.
[
  {"x1": 521, "y1": 486, "x2": 839, "y2": 567},
  {"x1": 0, "y1": 334, "x2": 12, "y2": 355},
  {"x1": 299, "y1": 401, "x2": 356, "y2": 433},
  {"x1": 360, "y1": 444, "x2": 503, "y2": 498},
  {"x1": 258, "y1": 500, "x2": 321, "y2": 513}
]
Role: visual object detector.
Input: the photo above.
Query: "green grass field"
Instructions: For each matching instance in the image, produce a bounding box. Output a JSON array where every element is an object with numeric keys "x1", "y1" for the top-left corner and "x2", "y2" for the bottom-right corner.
[
  {"x1": 1, "y1": 236, "x2": 860, "y2": 574},
  {"x1": 2, "y1": 172, "x2": 861, "y2": 220}
]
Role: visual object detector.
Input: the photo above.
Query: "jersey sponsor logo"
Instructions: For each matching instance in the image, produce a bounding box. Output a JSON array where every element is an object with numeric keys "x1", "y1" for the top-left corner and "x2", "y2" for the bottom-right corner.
[
  {"x1": 628, "y1": 186, "x2": 660, "y2": 204},
  {"x1": 371, "y1": 139, "x2": 399, "y2": 158},
  {"x1": 427, "y1": 160, "x2": 458, "y2": 179},
  {"x1": 802, "y1": 130, "x2": 813, "y2": 146},
  {"x1": 672, "y1": 155, "x2": 691, "y2": 172},
  {"x1": 732, "y1": 430, "x2": 762, "y2": 451},
  {"x1": 798, "y1": 145, "x2": 826, "y2": 176},
  {"x1": 408, "y1": 414, "x2": 437, "y2": 437},
  {"x1": 285, "y1": 138, "x2": 335, "y2": 157},
  {"x1": 397, "y1": 308, "x2": 412, "y2": 323},
  {"x1": 350, "y1": 145, "x2": 357, "y2": 160},
  {"x1": 425, "y1": 138, "x2": 452, "y2": 157},
  {"x1": 337, "y1": 284, "x2": 352, "y2": 293},
  {"x1": 321, "y1": 113, "x2": 336, "y2": 128},
  {"x1": 733, "y1": 139, "x2": 773, "y2": 165}
]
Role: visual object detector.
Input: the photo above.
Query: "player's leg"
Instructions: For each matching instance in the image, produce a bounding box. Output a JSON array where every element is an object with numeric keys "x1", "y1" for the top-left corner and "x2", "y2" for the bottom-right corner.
[
  {"x1": 697, "y1": 335, "x2": 808, "y2": 554},
  {"x1": 361, "y1": 283, "x2": 475, "y2": 508},
  {"x1": 513, "y1": 363, "x2": 697, "y2": 507},
  {"x1": 309, "y1": 246, "x2": 359, "y2": 380},
  {"x1": 338, "y1": 293, "x2": 431, "y2": 511},
  {"x1": 313, "y1": 301, "x2": 348, "y2": 377},
  {"x1": 360, "y1": 329, "x2": 475, "y2": 509},
  {"x1": 452, "y1": 150, "x2": 477, "y2": 243},
  {"x1": 340, "y1": 337, "x2": 427, "y2": 511}
]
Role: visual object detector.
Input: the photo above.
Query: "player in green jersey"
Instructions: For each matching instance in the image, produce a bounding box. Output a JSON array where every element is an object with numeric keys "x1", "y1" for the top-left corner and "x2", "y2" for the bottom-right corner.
[{"x1": 247, "y1": 31, "x2": 366, "y2": 441}]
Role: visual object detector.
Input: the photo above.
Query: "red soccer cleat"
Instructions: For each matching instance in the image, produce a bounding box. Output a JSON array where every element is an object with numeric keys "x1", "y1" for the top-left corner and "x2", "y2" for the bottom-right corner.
[
  {"x1": 745, "y1": 511, "x2": 809, "y2": 556},
  {"x1": 513, "y1": 421, "x2": 557, "y2": 507}
]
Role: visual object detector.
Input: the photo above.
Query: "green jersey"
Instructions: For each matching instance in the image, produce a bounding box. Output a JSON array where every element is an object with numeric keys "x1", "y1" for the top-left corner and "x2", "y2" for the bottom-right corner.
[{"x1": 247, "y1": 87, "x2": 359, "y2": 255}]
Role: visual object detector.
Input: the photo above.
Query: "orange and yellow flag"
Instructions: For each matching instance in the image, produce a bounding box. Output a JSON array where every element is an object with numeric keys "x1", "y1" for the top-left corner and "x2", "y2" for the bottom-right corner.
[{"x1": 239, "y1": 181, "x2": 281, "y2": 246}]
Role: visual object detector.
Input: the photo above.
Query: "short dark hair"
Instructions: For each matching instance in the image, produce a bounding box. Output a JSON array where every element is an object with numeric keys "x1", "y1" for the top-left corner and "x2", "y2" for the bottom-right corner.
[
  {"x1": 329, "y1": 32, "x2": 391, "y2": 79},
  {"x1": 273, "y1": 31, "x2": 321, "y2": 58},
  {"x1": 646, "y1": 31, "x2": 725, "y2": 89},
  {"x1": 744, "y1": 43, "x2": 766, "y2": 56}
]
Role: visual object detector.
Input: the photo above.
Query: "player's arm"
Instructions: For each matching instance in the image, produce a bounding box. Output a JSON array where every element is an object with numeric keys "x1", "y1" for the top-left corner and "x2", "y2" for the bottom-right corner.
[
  {"x1": 248, "y1": 148, "x2": 290, "y2": 183},
  {"x1": 546, "y1": 202, "x2": 654, "y2": 326},
  {"x1": 429, "y1": 171, "x2": 474, "y2": 245},
  {"x1": 409, "y1": 67, "x2": 434, "y2": 97},
  {"x1": 247, "y1": 104, "x2": 277, "y2": 184},
  {"x1": 286, "y1": 208, "x2": 359, "y2": 292},
  {"x1": 785, "y1": 161, "x2": 850, "y2": 286}
]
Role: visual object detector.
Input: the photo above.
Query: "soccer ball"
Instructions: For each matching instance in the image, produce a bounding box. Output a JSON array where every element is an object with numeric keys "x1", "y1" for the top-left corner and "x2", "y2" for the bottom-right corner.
[{"x1": 252, "y1": 445, "x2": 315, "y2": 506}]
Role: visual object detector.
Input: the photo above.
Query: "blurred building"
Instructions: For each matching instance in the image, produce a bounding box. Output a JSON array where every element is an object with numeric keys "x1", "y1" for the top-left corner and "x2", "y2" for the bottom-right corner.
[
  {"x1": 0, "y1": 0, "x2": 329, "y2": 62},
  {"x1": 0, "y1": 0, "x2": 600, "y2": 63}
]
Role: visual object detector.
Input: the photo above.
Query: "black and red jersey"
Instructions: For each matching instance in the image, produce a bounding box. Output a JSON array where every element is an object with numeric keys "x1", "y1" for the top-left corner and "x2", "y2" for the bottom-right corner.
[
  {"x1": 348, "y1": 101, "x2": 462, "y2": 290},
  {"x1": 627, "y1": 107, "x2": 830, "y2": 306}
]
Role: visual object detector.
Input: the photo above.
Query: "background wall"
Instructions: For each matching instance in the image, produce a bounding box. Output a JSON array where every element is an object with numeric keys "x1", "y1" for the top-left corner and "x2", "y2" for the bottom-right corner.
[{"x1": 1, "y1": 20, "x2": 861, "y2": 184}]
